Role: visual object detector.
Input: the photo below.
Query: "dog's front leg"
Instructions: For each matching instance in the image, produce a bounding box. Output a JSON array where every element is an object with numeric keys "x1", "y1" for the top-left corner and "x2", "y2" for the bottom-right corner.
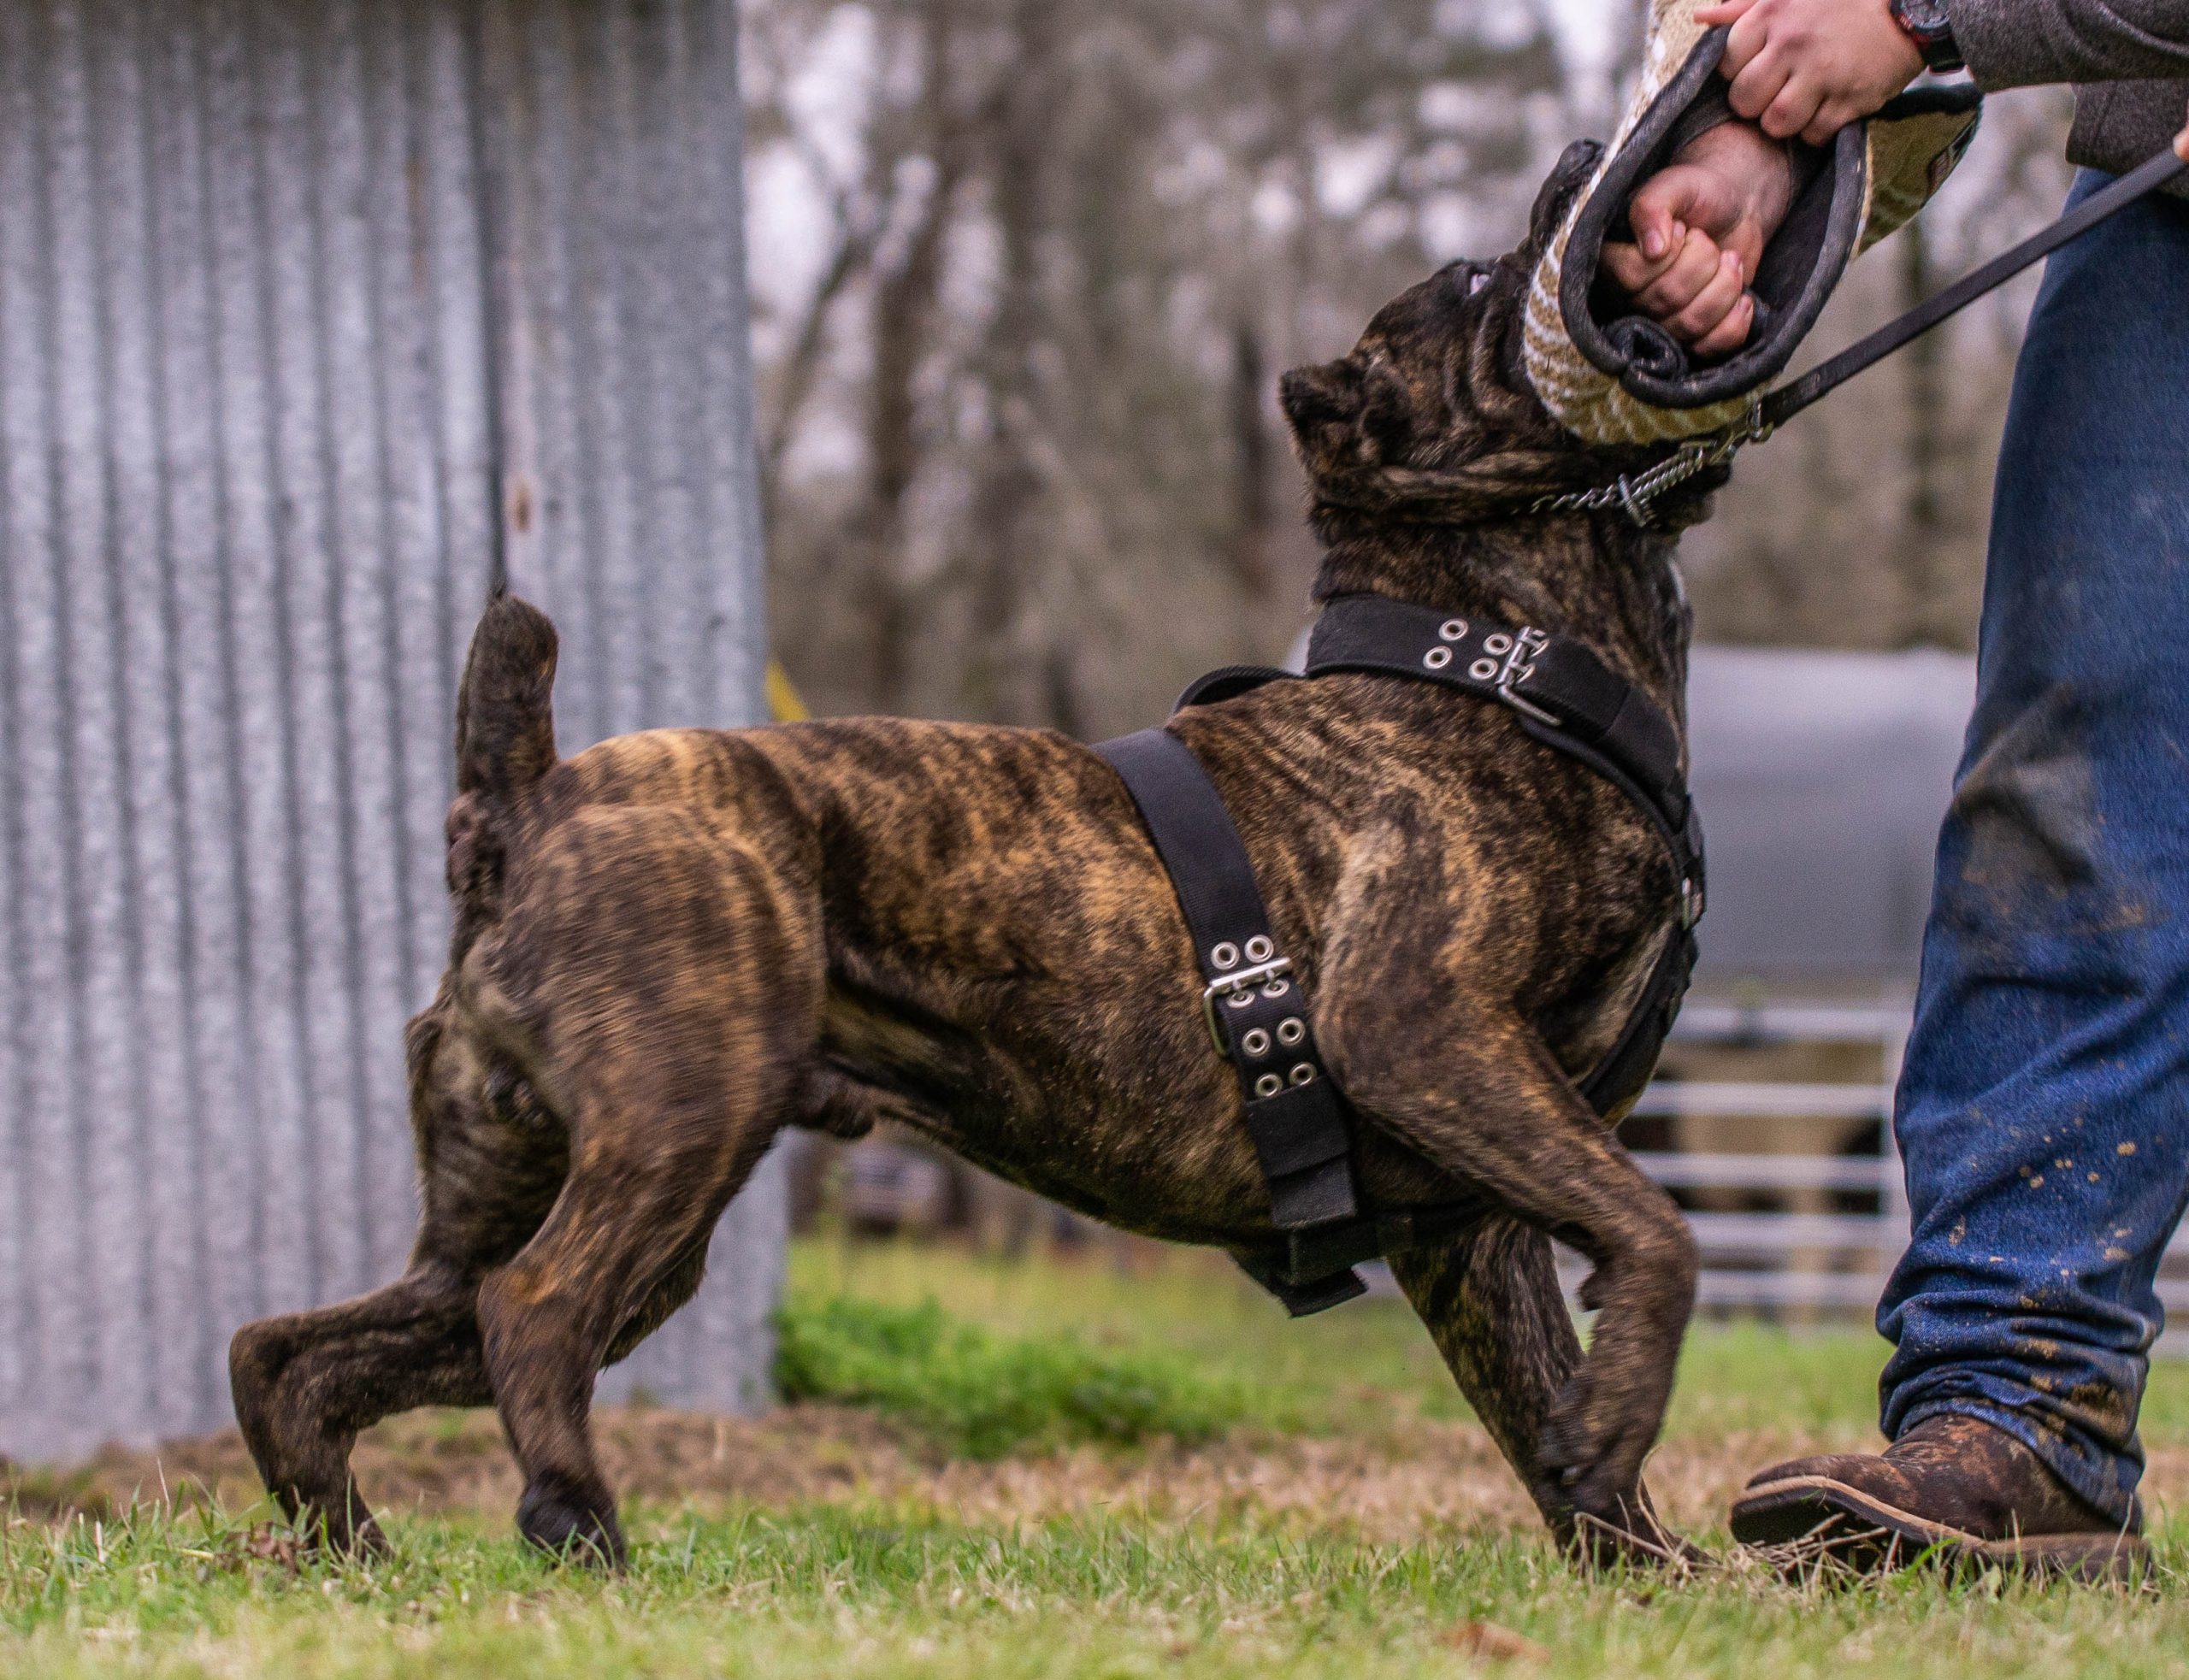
[
  {"x1": 1385, "y1": 1216, "x2": 1583, "y2": 1530},
  {"x1": 1335, "y1": 1015, "x2": 1697, "y2": 1555},
  {"x1": 475, "y1": 1113, "x2": 782, "y2": 1567},
  {"x1": 1386, "y1": 1217, "x2": 1696, "y2": 1565},
  {"x1": 229, "y1": 1265, "x2": 487, "y2": 1554}
]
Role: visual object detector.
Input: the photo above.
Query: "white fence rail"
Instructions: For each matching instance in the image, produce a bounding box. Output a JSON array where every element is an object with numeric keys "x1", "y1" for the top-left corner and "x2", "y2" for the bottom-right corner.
[
  {"x1": 1625, "y1": 995, "x2": 1911, "y2": 1318},
  {"x1": 1614, "y1": 998, "x2": 2189, "y2": 1341}
]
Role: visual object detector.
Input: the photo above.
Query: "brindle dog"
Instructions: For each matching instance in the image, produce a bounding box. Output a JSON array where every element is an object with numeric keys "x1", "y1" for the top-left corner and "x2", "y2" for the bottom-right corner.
[{"x1": 230, "y1": 152, "x2": 1718, "y2": 1567}]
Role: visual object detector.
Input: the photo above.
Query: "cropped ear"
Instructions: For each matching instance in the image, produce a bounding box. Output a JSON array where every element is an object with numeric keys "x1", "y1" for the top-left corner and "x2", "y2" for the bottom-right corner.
[
  {"x1": 1279, "y1": 355, "x2": 1416, "y2": 485},
  {"x1": 1524, "y1": 139, "x2": 1602, "y2": 262},
  {"x1": 1278, "y1": 357, "x2": 1362, "y2": 462}
]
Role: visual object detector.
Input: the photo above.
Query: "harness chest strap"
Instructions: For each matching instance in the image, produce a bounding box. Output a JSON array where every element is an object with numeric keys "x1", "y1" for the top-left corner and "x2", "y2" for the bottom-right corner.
[{"x1": 1096, "y1": 594, "x2": 1704, "y2": 1315}]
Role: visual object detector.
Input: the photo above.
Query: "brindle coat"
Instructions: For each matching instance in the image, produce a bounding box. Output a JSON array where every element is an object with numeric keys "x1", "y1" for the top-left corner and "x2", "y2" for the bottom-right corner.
[{"x1": 229, "y1": 153, "x2": 1720, "y2": 1566}]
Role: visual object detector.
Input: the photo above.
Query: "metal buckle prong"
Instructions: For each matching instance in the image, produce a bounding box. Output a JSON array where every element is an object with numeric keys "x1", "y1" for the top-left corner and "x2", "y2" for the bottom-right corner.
[
  {"x1": 1202, "y1": 956, "x2": 1293, "y2": 1054},
  {"x1": 1495, "y1": 628, "x2": 1559, "y2": 726}
]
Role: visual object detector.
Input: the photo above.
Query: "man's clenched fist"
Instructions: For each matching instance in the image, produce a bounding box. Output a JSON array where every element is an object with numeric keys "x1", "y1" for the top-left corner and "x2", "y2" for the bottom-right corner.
[
  {"x1": 1697, "y1": 0, "x2": 1924, "y2": 146},
  {"x1": 1602, "y1": 121, "x2": 1795, "y2": 355}
]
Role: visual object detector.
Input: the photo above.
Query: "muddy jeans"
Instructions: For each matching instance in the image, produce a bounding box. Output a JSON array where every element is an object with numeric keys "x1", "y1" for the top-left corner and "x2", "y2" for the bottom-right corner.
[{"x1": 1877, "y1": 170, "x2": 2189, "y2": 1527}]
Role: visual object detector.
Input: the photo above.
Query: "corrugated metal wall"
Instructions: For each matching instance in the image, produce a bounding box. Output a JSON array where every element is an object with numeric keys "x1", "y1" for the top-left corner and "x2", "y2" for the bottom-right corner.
[{"x1": 0, "y1": 0, "x2": 783, "y2": 1464}]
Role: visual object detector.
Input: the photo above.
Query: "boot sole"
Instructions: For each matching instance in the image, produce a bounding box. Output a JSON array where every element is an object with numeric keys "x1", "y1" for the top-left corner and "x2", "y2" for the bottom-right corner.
[{"x1": 1731, "y1": 1475, "x2": 2147, "y2": 1583}]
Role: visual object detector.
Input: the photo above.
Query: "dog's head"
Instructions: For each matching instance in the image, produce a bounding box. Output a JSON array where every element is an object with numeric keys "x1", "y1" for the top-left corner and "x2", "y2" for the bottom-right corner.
[{"x1": 1280, "y1": 144, "x2": 1718, "y2": 536}]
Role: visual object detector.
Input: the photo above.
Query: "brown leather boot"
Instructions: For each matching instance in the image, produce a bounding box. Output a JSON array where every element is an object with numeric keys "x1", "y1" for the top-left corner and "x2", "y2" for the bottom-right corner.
[{"x1": 1730, "y1": 1412, "x2": 2146, "y2": 1581}]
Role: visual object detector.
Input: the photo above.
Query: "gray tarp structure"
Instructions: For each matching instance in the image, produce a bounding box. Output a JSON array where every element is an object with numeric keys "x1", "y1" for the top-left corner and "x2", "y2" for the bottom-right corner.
[
  {"x1": 1687, "y1": 644, "x2": 1976, "y2": 983},
  {"x1": 0, "y1": 0, "x2": 783, "y2": 1464}
]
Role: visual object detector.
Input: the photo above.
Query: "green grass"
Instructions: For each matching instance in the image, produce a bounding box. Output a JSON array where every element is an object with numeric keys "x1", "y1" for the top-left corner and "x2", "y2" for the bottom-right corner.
[
  {"x1": 10, "y1": 1236, "x2": 2189, "y2": 1677},
  {"x1": 773, "y1": 1292, "x2": 1248, "y2": 1457},
  {"x1": 4, "y1": 1497, "x2": 2186, "y2": 1678},
  {"x1": 782, "y1": 1235, "x2": 2036, "y2": 1441}
]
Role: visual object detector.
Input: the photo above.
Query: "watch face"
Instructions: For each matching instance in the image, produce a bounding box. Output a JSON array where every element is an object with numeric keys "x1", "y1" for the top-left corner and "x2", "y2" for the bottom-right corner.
[{"x1": 1895, "y1": 0, "x2": 1952, "y2": 36}]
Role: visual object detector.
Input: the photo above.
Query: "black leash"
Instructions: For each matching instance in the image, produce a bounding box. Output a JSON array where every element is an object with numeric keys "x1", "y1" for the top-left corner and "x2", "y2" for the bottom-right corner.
[
  {"x1": 1764, "y1": 145, "x2": 2188, "y2": 431},
  {"x1": 1543, "y1": 146, "x2": 2189, "y2": 527}
]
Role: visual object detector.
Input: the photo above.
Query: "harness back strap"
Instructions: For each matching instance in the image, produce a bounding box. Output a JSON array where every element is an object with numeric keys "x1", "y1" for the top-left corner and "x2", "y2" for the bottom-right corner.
[
  {"x1": 1094, "y1": 731, "x2": 1362, "y2": 1246},
  {"x1": 1302, "y1": 596, "x2": 1687, "y2": 845}
]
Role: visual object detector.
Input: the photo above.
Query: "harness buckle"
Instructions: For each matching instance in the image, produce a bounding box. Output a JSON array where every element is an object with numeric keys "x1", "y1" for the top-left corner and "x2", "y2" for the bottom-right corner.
[
  {"x1": 1201, "y1": 957, "x2": 1294, "y2": 1056},
  {"x1": 1494, "y1": 627, "x2": 1559, "y2": 726}
]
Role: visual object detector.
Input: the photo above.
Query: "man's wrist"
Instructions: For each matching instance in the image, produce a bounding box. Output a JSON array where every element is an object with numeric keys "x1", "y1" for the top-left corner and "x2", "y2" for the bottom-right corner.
[{"x1": 1889, "y1": 0, "x2": 1966, "y2": 74}]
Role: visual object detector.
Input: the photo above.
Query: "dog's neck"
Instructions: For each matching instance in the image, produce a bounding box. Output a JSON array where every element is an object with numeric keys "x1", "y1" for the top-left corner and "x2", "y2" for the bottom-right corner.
[{"x1": 1309, "y1": 516, "x2": 1690, "y2": 731}]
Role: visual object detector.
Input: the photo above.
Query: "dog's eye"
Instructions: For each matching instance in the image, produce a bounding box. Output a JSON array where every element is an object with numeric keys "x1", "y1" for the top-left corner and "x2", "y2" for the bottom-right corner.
[{"x1": 1468, "y1": 270, "x2": 1490, "y2": 296}]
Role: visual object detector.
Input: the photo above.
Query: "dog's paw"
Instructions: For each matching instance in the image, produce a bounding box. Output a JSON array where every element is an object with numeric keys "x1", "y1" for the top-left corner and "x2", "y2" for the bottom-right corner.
[
  {"x1": 1539, "y1": 1366, "x2": 1651, "y2": 1521},
  {"x1": 1567, "y1": 1506, "x2": 1710, "y2": 1575},
  {"x1": 517, "y1": 1477, "x2": 627, "y2": 1568},
  {"x1": 286, "y1": 1499, "x2": 391, "y2": 1562}
]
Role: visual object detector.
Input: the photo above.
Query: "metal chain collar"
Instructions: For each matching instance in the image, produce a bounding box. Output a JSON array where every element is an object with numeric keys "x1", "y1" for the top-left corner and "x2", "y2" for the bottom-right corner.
[{"x1": 1531, "y1": 394, "x2": 1773, "y2": 529}]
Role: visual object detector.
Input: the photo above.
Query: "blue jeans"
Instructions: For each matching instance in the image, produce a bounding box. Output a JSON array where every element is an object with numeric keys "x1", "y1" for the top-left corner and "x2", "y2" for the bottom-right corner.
[{"x1": 1878, "y1": 171, "x2": 2189, "y2": 1526}]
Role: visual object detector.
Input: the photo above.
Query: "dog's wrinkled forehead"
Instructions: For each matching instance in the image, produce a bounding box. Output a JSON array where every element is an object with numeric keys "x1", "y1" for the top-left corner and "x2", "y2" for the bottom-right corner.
[
  {"x1": 1319, "y1": 151, "x2": 1597, "y2": 428},
  {"x1": 1277, "y1": 153, "x2": 1602, "y2": 509},
  {"x1": 1362, "y1": 258, "x2": 1492, "y2": 339},
  {"x1": 1310, "y1": 257, "x2": 1506, "y2": 457},
  {"x1": 1349, "y1": 259, "x2": 1496, "y2": 384}
]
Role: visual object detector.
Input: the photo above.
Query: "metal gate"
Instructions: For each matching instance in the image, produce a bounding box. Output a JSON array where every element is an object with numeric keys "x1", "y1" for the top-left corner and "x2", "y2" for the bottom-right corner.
[{"x1": 0, "y1": 0, "x2": 782, "y2": 1464}]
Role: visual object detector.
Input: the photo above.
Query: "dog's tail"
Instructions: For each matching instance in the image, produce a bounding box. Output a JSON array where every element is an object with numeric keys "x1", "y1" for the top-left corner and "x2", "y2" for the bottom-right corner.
[{"x1": 455, "y1": 587, "x2": 560, "y2": 801}]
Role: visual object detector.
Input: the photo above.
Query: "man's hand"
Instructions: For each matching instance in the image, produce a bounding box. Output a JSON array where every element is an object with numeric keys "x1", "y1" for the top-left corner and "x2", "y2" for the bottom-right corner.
[
  {"x1": 2177, "y1": 107, "x2": 2189, "y2": 161},
  {"x1": 1603, "y1": 121, "x2": 1795, "y2": 356},
  {"x1": 1697, "y1": 0, "x2": 1924, "y2": 146}
]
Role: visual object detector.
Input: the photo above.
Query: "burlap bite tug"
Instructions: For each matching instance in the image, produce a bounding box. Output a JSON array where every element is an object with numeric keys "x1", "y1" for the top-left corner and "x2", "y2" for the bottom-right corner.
[{"x1": 1525, "y1": 11, "x2": 1981, "y2": 447}]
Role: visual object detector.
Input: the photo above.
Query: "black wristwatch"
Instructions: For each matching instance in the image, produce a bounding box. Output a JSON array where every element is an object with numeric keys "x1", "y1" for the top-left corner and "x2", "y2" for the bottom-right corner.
[{"x1": 1889, "y1": 0, "x2": 1966, "y2": 74}]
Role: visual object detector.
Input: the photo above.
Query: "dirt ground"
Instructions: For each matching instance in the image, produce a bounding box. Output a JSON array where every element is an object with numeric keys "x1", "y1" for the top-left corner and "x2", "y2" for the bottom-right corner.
[{"x1": 16, "y1": 1404, "x2": 2186, "y2": 1542}]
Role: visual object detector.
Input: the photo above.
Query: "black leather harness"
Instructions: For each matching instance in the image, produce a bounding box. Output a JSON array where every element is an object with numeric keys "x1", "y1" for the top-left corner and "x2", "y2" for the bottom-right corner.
[{"x1": 1095, "y1": 593, "x2": 1704, "y2": 1316}]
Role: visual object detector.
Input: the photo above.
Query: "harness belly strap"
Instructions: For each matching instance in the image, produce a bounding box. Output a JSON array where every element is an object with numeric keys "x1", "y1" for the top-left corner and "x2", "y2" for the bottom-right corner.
[{"x1": 1094, "y1": 594, "x2": 1704, "y2": 1317}]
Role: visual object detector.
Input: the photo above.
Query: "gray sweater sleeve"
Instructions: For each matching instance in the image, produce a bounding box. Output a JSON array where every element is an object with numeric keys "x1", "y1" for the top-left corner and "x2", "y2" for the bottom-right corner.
[{"x1": 1944, "y1": 0, "x2": 2189, "y2": 90}]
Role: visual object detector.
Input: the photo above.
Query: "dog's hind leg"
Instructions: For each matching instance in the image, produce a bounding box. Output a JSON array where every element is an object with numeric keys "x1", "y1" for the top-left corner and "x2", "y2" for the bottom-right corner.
[
  {"x1": 229, "y1": 1267, "x2": 487, "y2": 1553},
  {"x1": 474, "y1": 1097, "x2": 787, "y2": 1565},
  {"x1": 1335, "y1": 1017, "x2": 1696, "y2": 1553},
  {"x1": 454, "y1": 794, "x2": 819, "y2": 1562}
]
